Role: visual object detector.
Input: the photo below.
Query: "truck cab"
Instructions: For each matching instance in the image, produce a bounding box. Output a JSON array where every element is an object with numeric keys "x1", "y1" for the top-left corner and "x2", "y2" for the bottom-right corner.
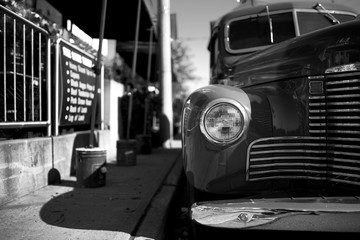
[{"x1": 209, "y1": 1, "x2": 357, "y2": 83}]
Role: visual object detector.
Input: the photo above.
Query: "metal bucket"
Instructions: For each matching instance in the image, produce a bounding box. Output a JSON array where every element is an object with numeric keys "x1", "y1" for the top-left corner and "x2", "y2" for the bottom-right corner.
[
  {"x1": 117, "y1": 139, "x2": 137, "y2": 166},
  {"x1": 76, "y1": 147, "x2": 107, "y2": 187}
]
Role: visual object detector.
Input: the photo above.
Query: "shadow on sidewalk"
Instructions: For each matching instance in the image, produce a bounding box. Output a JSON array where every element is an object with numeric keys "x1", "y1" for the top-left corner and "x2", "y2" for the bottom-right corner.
[{"x1": 39, "y1": 162, "x2": 142, "y2": 234}]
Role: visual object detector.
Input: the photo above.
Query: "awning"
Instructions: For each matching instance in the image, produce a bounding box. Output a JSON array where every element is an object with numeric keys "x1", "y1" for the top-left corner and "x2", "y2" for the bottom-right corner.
[{"x1": 46, "y1": 0, "x2": 158, "y2": 83}]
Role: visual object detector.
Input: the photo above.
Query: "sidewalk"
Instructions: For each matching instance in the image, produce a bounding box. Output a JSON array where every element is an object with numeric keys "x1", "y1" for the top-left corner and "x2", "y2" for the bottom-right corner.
[{"x1": 0, "y1": 142, "x2": 183, "y2": 240}]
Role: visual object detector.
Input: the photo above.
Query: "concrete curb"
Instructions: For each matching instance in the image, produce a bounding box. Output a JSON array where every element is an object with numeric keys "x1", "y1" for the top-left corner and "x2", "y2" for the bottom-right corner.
[{"x1": 134, "y1": 150, "x2": 183, "y2": 240}]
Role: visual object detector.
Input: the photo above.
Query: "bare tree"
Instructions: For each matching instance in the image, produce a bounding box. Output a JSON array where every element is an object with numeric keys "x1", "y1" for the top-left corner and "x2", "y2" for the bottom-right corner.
[{"x1": 172, "y1": 40, "x2": 199, "y2": 83}]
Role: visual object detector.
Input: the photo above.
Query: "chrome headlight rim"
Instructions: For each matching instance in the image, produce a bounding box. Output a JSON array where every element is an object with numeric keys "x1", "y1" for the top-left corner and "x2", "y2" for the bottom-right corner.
[{"x1": 200, "y1": 98, "x2": 249, "y2": 145}]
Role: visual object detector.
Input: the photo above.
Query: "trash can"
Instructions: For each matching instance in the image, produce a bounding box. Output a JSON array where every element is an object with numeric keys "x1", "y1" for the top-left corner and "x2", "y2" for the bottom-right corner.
[
  {"x1": 136, "y1": 134, "x2": 152, "y2": 154},
  {"x1": 117, "y1": 139, "x2": 137, "y2": 166},
  {"x1": 76, "y1": 147, "x2": 107, "y2": 187}
]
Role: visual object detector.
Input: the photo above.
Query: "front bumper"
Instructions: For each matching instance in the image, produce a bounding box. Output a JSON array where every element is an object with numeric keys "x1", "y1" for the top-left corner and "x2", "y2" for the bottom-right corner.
[{"x1": 191, "y1": 196, "x2": 360, "y2": 232}]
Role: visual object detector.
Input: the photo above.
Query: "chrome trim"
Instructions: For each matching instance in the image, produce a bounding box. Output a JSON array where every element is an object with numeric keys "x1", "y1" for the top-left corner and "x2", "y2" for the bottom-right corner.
[
  {"x1": 332, "y1": 178, "x2": 360, "y2": 186},
  {"x1": 328, "y1": 130, "x2": 360, "y2": 134},
  {"x1": 327, "y1": 86, "x2": 360, "y2": 92},
  {"x1": 328, "y1": 137, "x2": 360, "y2": 141},
  {"x1": 191, "y1": 196, "x2": 360, "y2": 230},
  {"x1": 328, "y1": 93, "x2": 360, "y2": 98},
  {"x1": 328, "y1": 123, "x2": 360, "y2": 127},
  {"x1": 246, "y1": 130, "x2": 360, "y2": 185},
  {"x1": 327, "y1": 79, "x2": 360, "y2": 85},
  {"x1": 330, "y1": 171, "x2": 360, "y2": 179},
  {"x1": 332, "y1": 158, "x2": 360, "y2": 164},
  {"x1": 327, "y1": 101, "x2": 360, "y2": 106},
  {"x1": 309, "y1": 123, "x2": 326, "y2": 127},
  {"x1": 200, "y1": 98, "x2": 249, "y2": 145},
  {"x1": 328, "y1": 116, "x2": 360, "y2": 119},
  {"x1": 249, "y1": 156, "x2": 327, "y2": 162},
  {"x1": 250, "y1": 149, "x2": 326, "y2": 155},
  {"x1": 309, "y1": 80, "x2": 324, "y2": 94},
  {"x1": 327, "y1": 109, "x2": 360, "y2": 112},
  {"x1": 246, "y1": 136, "x2": 326, "y2": 180},
  {"x1": 248, "y1": 175, "x2": 327, "y2": 181},
  {"x1": 249, "y1": 169, "x2": 328, "y2": 175},
  {"x1": 309, "y1": 109, "x2": 326, "y2": 113},
  {"x1": 309, "y1": 102, "x2": 326, "y2": 106},
  {"x1": 251, "y1": 142, "x2": 326, "y2": 148},
  {"x1": 309, "y1": 130, "x2": 326, "y2": 133},
  {"x1": 309, "y1": 95, "x2": 325, "y2": 99},
  {"x1": 333, "y1": 151, "x2": 360, "y2": 157},
  {"x1": 309, "y1": 116, "x2": 326, "y2": 119},
  {"x1": 249, "y1": 162, "x2": 327, "y2": 168},
  {"x1": 308, "y1": 75, "x2": 325, "y2": 80}
]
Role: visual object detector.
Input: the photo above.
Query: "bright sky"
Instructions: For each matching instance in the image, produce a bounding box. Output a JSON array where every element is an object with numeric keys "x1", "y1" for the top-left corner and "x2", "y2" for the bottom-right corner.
[
  {"x1": 170, "y1": 0, "x2": 360, "y2": 93},
  {"x1": 170, "y1": 0, "x2": 238, "y2": 93}
]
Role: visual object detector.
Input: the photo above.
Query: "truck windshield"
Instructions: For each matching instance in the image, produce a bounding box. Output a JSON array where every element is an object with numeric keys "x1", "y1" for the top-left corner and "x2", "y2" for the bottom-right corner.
[
  {"x1": 297, "y1": 12, "x2": 355, "y2": 35},
  {"x1": 227, "y1": 11, "x2": 356, "y2": 52},
  {"x1": 228, "y1": 12, "x2": 294, "y2": 51}
]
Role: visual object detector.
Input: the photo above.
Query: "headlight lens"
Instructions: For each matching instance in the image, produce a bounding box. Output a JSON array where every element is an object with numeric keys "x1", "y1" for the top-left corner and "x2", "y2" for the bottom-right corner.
[{"x1": 200, "y1": 99, "x2": 247, "y2": 144}]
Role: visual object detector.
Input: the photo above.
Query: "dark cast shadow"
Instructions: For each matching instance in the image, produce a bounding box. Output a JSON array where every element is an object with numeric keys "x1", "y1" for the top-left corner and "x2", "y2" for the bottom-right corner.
[{"x1": 40, "y1": 161, "x2": 138, "y2": 234}]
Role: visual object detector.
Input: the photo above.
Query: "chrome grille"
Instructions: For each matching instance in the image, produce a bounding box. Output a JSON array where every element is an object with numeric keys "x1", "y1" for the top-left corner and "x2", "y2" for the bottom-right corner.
[
  {"x1": 247, "y1": 72, "x2": 360, "y2": 187},
  {"x1": 325, "y1": 73, "x2": 360, "y2": 186},
  {"x1": 247, "y1": 136, "x2": 329, "y2": 181}
]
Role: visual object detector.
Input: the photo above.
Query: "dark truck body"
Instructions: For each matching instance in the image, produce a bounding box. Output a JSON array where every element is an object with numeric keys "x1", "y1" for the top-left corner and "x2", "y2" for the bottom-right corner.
[{"x1": 181, "y1": 1, "x2": 360, "y2": 238}]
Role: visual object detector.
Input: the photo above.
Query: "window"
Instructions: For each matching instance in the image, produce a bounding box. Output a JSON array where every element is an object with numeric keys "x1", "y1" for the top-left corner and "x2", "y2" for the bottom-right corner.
[
  {"x1": 297, "y1": 12, "x2": 355, "y2": 35},
  {"x1": 227, "y1": 13, "x2": 295, "y2": 51}
]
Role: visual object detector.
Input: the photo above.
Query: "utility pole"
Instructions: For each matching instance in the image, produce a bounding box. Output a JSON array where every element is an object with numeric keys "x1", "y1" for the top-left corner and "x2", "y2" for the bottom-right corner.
[
  {"x1": 158, "y1": 0, "x2": 173, "y2": 148},
  {"x1": 126, "y1": 0, "x2": 142, "y2": 140},
  {"x1": 89, "y1": 0, "x2": 107, "y2": 147}
]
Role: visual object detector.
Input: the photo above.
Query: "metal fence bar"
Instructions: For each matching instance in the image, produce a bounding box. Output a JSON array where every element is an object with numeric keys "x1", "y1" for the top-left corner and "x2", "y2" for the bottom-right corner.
[
  {"x1": 46, "y1": 37, "x2": 51, "y2": 136},
  {"x1": 54, "y1": 39, "x2": 59, "y2": 136},
  {"x1": 2, "y1": 13, "x2": 6, "y2": 121},
  {"x1": 12, "y1": 18, "x2": 16, "y2": 121},
  {"x1": 38, "y1": 33, "x2": 42, "y2": 122},
  {"x1": 31, "y1": 28, "x2": 34, "y2": 121},
  {"x1": 22, "y1": 23, "x2": 26, "y2": 121}
]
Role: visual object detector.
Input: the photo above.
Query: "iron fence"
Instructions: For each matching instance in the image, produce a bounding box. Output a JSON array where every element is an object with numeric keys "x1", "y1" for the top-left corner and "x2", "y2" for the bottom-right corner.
[{"x1": 0, "y1": 5, "x2": 51, "y2": 138}]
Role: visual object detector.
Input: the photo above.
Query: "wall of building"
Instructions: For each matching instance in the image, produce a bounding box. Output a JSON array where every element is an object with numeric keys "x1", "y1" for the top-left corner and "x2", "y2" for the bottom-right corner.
[
  {"x1": 0, "y1": 130, "x2": 112, "y2": 206},
  {"x1": 104, "y1": 79, "x2": 125, "y2": 160}
]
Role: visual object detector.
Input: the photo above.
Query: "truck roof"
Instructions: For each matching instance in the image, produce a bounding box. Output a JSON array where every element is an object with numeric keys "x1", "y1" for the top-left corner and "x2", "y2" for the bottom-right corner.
[{"x1": 212, "y1": 1, "x2": 358, "y2": 30}]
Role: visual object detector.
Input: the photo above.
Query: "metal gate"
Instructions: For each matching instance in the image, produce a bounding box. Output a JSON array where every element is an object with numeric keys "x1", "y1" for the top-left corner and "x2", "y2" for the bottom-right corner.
[{"x1": 0, "y1": 5, "x2": 51, "y2": 138}]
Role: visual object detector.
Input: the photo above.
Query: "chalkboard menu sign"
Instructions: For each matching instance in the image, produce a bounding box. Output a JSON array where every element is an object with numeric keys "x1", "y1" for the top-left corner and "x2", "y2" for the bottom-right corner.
[{"x1": 58, "y1": 39, "x2": 97, "y2": 126}]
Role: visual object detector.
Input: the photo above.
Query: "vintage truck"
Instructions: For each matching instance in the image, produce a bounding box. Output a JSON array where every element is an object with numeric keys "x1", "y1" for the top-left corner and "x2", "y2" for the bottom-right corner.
[{"x1": 181, "y1": 1, "x2": 360, "y2": 238}]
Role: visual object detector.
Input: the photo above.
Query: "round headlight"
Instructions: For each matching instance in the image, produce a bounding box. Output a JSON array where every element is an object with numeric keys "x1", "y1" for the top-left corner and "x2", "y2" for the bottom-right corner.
[{"x1": 200, "y1": 99, "x2": 248, "y2": 144}]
